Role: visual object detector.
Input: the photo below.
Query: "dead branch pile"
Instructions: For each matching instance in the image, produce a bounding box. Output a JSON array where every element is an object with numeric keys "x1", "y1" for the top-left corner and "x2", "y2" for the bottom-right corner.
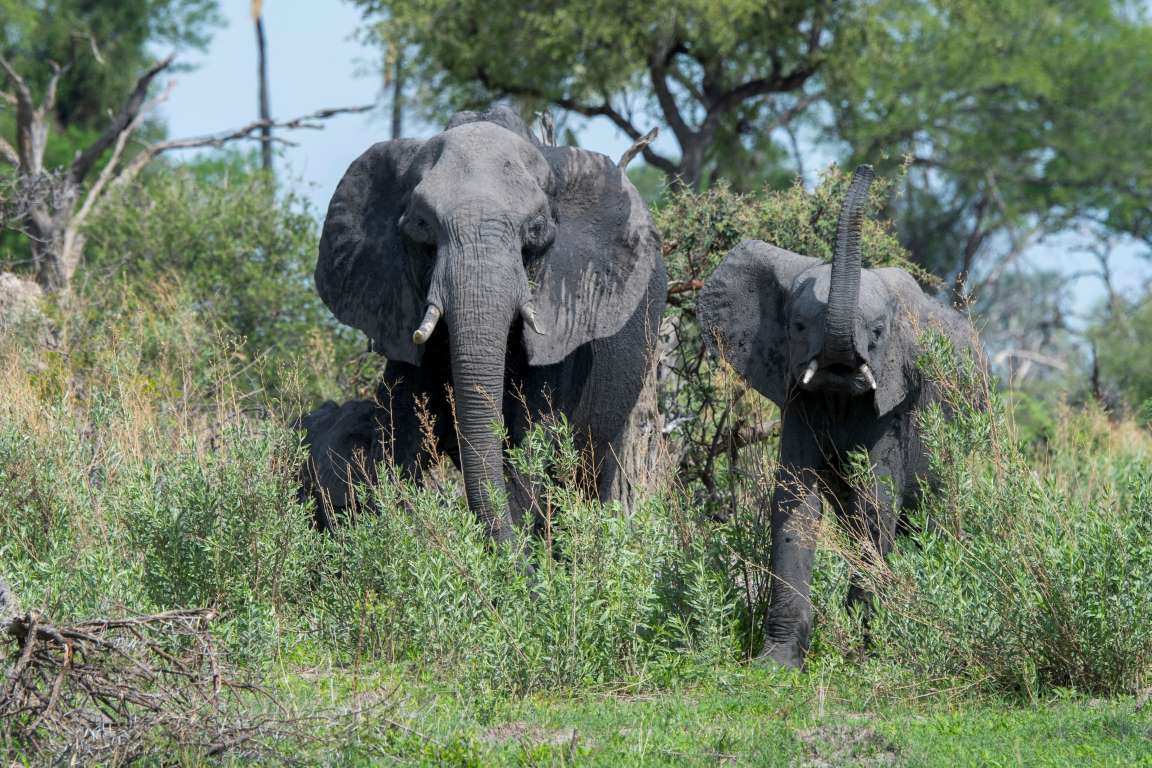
[{"x1": 0, "y1": 598, "x2": 406, "y2": 764}]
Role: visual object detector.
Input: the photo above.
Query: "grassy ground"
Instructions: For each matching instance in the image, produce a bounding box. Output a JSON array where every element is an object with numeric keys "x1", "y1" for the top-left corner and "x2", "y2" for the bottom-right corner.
[
  {"x1": 3, "y1": 288, "x2": 1152, "y2": 765},
  {"x1": 259, "y1": 663, "x2": 1152, "y2": 766}
]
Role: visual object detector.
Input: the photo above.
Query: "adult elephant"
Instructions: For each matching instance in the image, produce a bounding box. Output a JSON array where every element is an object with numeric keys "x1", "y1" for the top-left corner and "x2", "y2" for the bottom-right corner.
[
  {"x1": 307, "y1": 107, "x2": 666, "y2": 543},
  {"x1": 699, "y1": 165, "x2": 984, "y2": 669}
]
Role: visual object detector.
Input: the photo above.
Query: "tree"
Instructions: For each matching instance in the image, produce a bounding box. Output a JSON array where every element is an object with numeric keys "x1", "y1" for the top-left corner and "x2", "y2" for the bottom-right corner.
[
  {"x1": 251, "y1": 0, "x2": 273, "y2": 173},
  {"x1": 828, "y1": 0, "x2": 1152, "y2": 298},
  {"x1": 348, "y1": 0, "x2": 846, "y2": 189},
  {"x1": 0, "y1": 48, "x2": 370, "y2": 292},
  {"x1": 0, "y1": 0, "x2": 220, "y2": 132}
]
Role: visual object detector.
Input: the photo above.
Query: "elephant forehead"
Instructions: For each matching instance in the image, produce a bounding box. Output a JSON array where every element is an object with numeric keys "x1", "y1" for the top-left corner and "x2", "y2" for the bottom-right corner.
[
  {"x1": 421, "y1": 122, "x2": 551, "y2": 185},
  {"x1": 790, "y1": 267, "x2": 890, "y2": 320}
]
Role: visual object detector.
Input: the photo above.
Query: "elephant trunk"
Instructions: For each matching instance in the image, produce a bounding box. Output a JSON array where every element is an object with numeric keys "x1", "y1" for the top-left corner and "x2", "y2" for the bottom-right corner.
[
  {"x1": 823, "y1": 165, "x2": 874, "y2": 363},
  {"x1": 434, "y1": 230, "x2": 523, "y2": 544}
]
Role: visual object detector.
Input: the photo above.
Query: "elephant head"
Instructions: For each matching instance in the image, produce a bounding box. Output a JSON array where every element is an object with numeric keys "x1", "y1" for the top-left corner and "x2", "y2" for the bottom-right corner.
[
  {"x1": 316, "y1": 106, "x2": 660, "y2": 537},
  {"x1": 700, "y1": 165, "x2": 936, "y2": 416}
]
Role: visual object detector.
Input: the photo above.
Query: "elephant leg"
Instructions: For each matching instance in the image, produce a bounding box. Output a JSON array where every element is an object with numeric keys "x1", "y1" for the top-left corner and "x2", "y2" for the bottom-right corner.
[
  {"x1": 842, "y1": 458, "x2": 900, "y2": 652},
  {"x1": 761, "y1": 463, "x2": 823, "y2": 669}
]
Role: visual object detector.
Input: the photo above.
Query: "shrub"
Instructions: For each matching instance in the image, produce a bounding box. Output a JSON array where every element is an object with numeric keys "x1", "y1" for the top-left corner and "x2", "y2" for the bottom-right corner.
[
  {"x1": 310, "y1": 418, "x2": 740, "y2": 695},
  {"x1": 0, "y1": 281, "x2": 325, "y2": 657},
  {"x1": 862, "y1": 345, "x2": 1152, "y2": 697},
  {"x1": 81, "y1": 154, "x2": 378, "y2": 404}
]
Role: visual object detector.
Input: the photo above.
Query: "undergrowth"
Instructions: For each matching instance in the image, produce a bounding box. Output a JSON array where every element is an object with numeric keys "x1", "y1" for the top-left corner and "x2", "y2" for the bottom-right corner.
[{"x1": 2, "y1": 286, "x2": 1150, "y2": 705}]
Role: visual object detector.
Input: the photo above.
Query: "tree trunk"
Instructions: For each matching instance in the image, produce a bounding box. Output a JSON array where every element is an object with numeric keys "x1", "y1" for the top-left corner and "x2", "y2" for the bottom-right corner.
[
  {"x1": 390, "y1": 48, "x2": 404, "y2": 140},
  {"x1": 605, "y1": 335, "x2": 669, "y2": 514},
  {"x1": 254, "y1": 14, "x2": 272, "y2": 174}
]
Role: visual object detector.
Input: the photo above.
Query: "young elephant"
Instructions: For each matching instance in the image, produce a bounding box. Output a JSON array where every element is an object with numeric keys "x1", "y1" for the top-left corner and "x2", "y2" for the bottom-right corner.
[
  {"x1": 698, "y1": 165, "x2": 983, "y2": 669},
  {"x1": 305, "y1": 106, "x2": 666, "y2": 542}
]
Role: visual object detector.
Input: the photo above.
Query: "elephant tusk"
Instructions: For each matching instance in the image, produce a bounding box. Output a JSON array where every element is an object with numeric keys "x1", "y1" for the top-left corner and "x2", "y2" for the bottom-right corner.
[
  {"x1": 859, "y1": 363, "x2": 878, "y2": 391},
  {"x1": 520, "y1": 303, "x2": 546, "y2": 335},
  {"x1": 412, "y1": 304, "x2": 441, "y2": 345},
  {"x1": 801, "y1": 359, "x2": 818, "y2": 385}
]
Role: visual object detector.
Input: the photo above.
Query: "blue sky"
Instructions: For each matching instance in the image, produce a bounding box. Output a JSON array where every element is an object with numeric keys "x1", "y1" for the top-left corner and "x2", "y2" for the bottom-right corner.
[{"x1": 158, "y1": 1, "x2": 1148, "y2": 319}]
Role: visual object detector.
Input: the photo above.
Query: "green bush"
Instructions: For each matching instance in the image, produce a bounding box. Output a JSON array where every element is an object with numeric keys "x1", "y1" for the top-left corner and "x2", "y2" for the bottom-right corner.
[
  {"x1": 80, "y1": 154, "x2": 378, "y2": 404},
  {"x1": 0, "y1": 280, "x2": 324, "y2": 655},
  {"x1": 864, "y1": 350, "x2": 1152, "y2": 697},
  {"x1": 311, "y1": 418, "x2": 738, "y2": 695}
]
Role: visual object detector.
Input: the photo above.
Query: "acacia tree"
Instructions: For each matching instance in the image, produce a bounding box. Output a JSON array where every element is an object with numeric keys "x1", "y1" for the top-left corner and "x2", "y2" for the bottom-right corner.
[{"x1": 349, "y1": 0, "x2": 848, "y2": 189}]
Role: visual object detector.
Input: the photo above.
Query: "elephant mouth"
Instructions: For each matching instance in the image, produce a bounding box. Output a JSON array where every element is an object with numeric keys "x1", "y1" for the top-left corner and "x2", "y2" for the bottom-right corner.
[{"x1": 796, "y1": 359, "x2": 877, "y2": 395}]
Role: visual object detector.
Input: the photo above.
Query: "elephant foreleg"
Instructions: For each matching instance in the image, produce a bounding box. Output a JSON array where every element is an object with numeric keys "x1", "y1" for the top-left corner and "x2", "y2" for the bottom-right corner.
[
  {"x1": 761, "y1": 464, "x2": 823, "y2": 669},
  {"x1": 842, "y1": 461, "x2": 900, "y2": 652}
]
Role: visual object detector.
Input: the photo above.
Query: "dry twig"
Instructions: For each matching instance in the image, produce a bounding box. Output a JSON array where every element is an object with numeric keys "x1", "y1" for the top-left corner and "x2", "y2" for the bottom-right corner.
[{"x1": 0, "y1": 599, "x2": 409, "y2": 764}]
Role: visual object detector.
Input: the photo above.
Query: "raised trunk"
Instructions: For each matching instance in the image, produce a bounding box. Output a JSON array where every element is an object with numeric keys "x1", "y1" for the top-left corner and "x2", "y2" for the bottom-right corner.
[{"x1": 823, "y1": 165, "x2": 874, "y2": 361}]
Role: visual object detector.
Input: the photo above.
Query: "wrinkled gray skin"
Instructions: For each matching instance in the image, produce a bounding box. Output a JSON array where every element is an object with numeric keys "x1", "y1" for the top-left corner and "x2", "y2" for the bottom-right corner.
[
  {"x1": 304, "y1": 107, "x2": 666, "y2": 544},
  {"x1": 699, "y1": 165, "x2": 983, "y2": 669}
]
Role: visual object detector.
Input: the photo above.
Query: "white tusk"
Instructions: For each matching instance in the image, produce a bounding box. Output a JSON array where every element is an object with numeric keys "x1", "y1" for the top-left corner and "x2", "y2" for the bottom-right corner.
[
  {"x1": 859, "y1": 363, "x2": 877, "y2": 391},
  {"x1": 801, "y1": 359, "x2": 818, "y2": 385},
  {"x1": 411, "y1": 304, "x2": 441, "y2": 345},
  {"x1": 520, "y1": 303, "x2": 545, "y2": 335}
]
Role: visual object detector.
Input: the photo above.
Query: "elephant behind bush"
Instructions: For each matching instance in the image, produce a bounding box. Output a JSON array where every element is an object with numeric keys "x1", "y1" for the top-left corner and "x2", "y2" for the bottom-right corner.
[
  {"x1": 700, "y1": 165, "x2": 987, "y2": 668},
  {"x1": 302, "y1": 106, "x2": 667, "y2": 540}
]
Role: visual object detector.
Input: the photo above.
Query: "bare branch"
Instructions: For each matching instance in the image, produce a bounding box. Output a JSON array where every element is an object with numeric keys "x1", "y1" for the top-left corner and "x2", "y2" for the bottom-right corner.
[
  {"x1": 69, "y1": 53, "x2": 176, "y2": 185},
  {"x1": 701, "y1": 64, "x2": 820, "y2": 135},
  {"x1": 647, "y1": 49, "x2": 694, "y2": 149},
  {"x1": 42, "y1": 60, "x2": 68, "y2": 115},
  {"x1": 0, "y1": 53, "x2": 33, "y2": 110},
  {"x1": 71, "y1": 98, "x2": 153, "y2": 233},
  {"x1": 472, "y1": 65, "x2": 680, "y2": 175},
  {"x1": 618, "y1": 126, "x2": 658, "y2": 170},
  {"x1": 990, "y1": 348, "x2": 1068, "y2": 372},
  {"x1": 115, "y1": 104, "x2": 374, "y2": 186},
  {"x1": 0, "y1": 137, "x2": 17, "y2": 166}
]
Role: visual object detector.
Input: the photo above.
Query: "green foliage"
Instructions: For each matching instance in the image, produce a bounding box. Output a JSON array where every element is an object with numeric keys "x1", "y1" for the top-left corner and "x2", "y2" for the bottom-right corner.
[
  {"x1": 81, "y1": 155, "x2": 373, "y2": 403},
  {"x1": 831, "y1": 0, "x2": 1152, "y2": 272},
  {"x1": 0, "y1": 293, "x2": 325, "y2": 651},
  {"x1": 0, "y1": 0, "x2": 220, "y2": 130},
  {"x1": 656, "y1": 164, "x2": 929, "y2": 285},
  {"x1": 1092, "y1": 296, "x2": 1152, "y2": 408},
  {"x1": 313, "y1": 418, "x2": 738, "y2": 695},
  {"x1": 859, "y1": 342, "x2": 1152, "y2": 697},
  {"x1": 353, "y1": 0, "x2": 845, "y2": 187}
]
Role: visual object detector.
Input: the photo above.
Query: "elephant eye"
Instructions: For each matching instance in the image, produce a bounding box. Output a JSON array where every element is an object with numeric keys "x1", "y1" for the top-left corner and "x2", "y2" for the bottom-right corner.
[
  {"x1": 400, "y1": 212, "x2": 434, "y2": 244},
  {"x1": 522, "y1": 210, "x2": 556, "y2": 253},
  {"x1": 869, "y1": 323, "x2": 885, "y2": 349}
]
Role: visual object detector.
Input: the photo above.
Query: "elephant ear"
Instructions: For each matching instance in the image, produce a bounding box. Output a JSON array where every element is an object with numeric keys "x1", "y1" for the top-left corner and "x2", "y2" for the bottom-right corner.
[
  {"x1": 316, "y1": 139, "x2": 426, "y2": 365},
  {"x1": 699, "y1": 240, "x2": 821, "y2": 407},
  {"x1": 873, "y1": 268, "x2": 980, "y2": 416},
  {"x1": 525, "y1": 147, "x2": 663, "y2": 365}
]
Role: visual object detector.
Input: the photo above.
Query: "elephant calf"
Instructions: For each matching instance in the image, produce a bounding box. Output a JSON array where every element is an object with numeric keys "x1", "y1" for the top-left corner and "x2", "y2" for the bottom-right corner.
[{"x1": 699, "y1": 165, "x2": 985, "y2": 669}]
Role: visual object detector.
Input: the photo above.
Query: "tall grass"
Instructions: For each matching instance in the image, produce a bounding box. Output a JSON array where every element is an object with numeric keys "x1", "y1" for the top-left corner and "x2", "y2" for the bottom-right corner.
[
  {"x1": 1, "y1": 283, "x2": 1150, "y2": 700},
  {"x1": 310, "y1": 418, "x2": 739, "y2": 695}
]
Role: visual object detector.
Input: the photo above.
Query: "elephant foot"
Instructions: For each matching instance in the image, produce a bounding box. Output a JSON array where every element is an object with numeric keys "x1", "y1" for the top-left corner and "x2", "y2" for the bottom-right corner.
[{"x1": 758, "y1": 638, "x2": 806, "y2": 670}]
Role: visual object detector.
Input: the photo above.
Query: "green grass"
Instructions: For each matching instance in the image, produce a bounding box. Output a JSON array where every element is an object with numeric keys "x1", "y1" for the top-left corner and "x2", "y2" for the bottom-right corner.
[{"x1": 246, "y1": 662, "x2": 1152, "y2": 766}]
